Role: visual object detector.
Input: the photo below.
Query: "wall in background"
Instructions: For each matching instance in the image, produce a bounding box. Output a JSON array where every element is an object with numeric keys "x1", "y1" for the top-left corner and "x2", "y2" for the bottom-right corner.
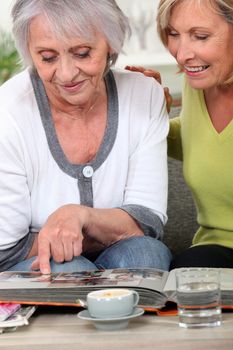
[
  {"x1": 116, "y1": 0, "x2": 181, "y2": 95},
  {"x1": 0, "y1": 1, "x2": 12, "y2": 32},
  {"x1": 0, "y1": 0, "x2": 181, "y2": 94}
]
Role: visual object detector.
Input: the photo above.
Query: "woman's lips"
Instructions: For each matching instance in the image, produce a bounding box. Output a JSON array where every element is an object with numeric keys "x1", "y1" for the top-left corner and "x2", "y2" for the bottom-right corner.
[
  {"x1": 60, "y1": 80, "x2": 86, "y2": 93},
  {"x1": 183, "y1": 65, "x2": 210, "y2": 76}
]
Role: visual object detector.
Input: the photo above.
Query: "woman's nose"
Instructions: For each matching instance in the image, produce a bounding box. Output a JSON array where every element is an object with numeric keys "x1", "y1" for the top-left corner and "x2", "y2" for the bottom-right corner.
[
  {"x1": 176, "y1": 41, "x2": 195, "y2": 65},
  {"x1": 56, "y1": 57, "x2": 79, "y2": 82}
]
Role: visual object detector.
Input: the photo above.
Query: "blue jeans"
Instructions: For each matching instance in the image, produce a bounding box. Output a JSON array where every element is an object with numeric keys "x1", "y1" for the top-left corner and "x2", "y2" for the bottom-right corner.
[{"x1": 8, "y1": 236, "x2": 172, "y2": 272}]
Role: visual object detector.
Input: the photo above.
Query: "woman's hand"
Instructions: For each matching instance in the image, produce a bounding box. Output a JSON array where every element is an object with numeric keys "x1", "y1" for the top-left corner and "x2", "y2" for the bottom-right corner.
[
  {"x1": 30, "y1": 205, "x2": 143, "y2": 274},
  {"x1": 31, "y1": 204, "x2": 87, "y2": 274},
  {"x1": 125, "y1": 65, "x2": 173, "y2": 113}
]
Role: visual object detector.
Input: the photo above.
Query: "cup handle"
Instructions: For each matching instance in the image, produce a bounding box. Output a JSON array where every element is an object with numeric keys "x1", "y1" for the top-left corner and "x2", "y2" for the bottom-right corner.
[{"x1": 132, "y1": 291, "x2": 140, "y2": 307}]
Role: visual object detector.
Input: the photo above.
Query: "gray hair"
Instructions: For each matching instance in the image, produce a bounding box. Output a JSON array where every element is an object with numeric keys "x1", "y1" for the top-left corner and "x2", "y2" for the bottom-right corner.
[
  {"x1": 156, "y1": 0, "x2": 233, "y2": 84},
  {"x1": 11, "y1": 0, "x2": 131, "y2": 67}
]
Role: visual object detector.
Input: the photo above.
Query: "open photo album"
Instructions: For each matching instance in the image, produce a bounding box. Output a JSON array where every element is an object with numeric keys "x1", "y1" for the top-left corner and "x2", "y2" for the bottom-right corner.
[{"x1": 0, "y1": 268, "x2": 232, "y2": 312}]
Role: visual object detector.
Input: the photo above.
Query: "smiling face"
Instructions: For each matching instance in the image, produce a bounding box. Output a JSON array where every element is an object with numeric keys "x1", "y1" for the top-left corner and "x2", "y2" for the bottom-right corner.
[
  {"x1": 28, "y1": 15, "x2": 110, "y2": 109},
  {"x1": 167, "y1": 0, "x2": 233, "y2": 90}
]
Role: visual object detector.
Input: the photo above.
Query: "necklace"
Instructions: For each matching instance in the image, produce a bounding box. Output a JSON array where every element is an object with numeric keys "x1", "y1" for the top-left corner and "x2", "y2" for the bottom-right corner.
[
  {"x1": 53, "y1": 89, "x2": 107, "y2": 122},
  {"x1": 59, "y1": 113, "x2": 87, "y2": 121},
  {"x1": 57, "y1": 102, "x2": 97, "y2": 121}
]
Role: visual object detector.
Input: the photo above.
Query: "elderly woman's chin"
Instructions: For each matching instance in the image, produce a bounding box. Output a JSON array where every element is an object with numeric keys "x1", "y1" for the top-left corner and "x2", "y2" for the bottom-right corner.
[
  {"x1": 56, "y1": 85, "x2": 86, "y2": 105},
  {"x1": 44, "y1": 80, "x2": 91, "y2": 107}
]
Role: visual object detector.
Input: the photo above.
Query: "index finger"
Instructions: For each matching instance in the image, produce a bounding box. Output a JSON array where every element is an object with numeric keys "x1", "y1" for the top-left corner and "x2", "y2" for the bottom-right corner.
[
  {"x1": 142, "y1": 70, "x2": 162, "y2": 84},
  {"x1": 125, "y1": 65, "x2": 145, "y2": 73},
  {"x1": 38, "y1": 238, "x2": 51, "y2": 274}
]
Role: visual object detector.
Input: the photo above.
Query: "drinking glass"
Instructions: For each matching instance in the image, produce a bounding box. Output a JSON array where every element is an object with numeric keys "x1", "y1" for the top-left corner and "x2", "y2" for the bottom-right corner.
[{"x1": 176, "y1": 268, "x2": 222, "y2": 328}]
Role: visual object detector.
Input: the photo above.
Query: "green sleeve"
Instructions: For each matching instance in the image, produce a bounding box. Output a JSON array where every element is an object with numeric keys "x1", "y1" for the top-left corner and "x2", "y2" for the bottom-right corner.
[{"x1": 167, "y1": 117, "x2": 183, "y2": 161}]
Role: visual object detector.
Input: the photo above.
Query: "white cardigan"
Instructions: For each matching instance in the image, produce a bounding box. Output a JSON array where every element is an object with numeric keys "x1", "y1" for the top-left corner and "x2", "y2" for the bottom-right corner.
[{"x1": 0, "y1": 68, "x2": 168, "y2": 266}]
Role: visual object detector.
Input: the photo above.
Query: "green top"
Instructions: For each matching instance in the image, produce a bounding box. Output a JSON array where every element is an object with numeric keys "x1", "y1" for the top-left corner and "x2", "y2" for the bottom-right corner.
[{"x1": 168, "y1": 79, "x2": 233, "y2": 249}]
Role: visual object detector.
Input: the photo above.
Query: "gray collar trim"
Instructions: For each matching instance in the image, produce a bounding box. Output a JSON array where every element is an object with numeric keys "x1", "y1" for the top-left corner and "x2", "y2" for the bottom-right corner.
[{"x1": 30, "y1": 69, "x2": 118, "y2": 179}]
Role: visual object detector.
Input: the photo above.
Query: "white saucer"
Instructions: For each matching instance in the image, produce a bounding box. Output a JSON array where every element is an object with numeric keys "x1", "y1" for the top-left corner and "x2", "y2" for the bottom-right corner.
[{"x1": 77, "y1": 307, "x2": 144, "y2": 331}]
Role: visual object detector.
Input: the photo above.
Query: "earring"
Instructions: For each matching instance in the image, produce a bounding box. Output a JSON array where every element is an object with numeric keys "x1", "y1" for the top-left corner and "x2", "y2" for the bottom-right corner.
[{"x1": 108, "y1": 54, "x2": 114, "y2": 66}]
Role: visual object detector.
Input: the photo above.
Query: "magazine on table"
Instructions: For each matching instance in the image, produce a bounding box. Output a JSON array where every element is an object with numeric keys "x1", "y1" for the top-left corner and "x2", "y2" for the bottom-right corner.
[
  {"x1": 0, "y1": 303, "x2": 21, "y2": 322},
  {"x1": 0, "y1": 305, "x2": 37, "y2": 333},
  {"x1": 0, "y1": 268, "x2": 232, "y2": 312}
]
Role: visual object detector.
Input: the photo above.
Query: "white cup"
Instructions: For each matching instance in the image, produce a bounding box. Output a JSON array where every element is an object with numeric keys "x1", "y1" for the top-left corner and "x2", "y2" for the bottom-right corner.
[{"x1": 87, "y1": 288, "x2": 139, "y2": 319}]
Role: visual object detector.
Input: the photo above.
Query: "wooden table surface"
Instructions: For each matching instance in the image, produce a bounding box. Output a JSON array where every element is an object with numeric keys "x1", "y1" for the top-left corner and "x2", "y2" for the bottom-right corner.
[{"x1": 1, "y1": 307, "x2": 233, "y2": 350}]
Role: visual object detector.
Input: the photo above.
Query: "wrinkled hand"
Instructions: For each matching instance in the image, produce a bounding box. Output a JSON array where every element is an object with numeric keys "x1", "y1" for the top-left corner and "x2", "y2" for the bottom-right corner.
[
  {"x1": 125, "y1": 65, "x2": 173, "y2": 113},
  {"x1": 31, "y1": 205, "x2": 86, "y2": 274}
]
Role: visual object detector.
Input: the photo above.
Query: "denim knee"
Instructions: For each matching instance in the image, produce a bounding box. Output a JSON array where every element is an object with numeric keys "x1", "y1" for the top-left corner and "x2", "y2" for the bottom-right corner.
[
  {"x1": 8, "y1": 256, "x2": 97, "y2": 273},
  {"x1": 49, "y1": 256, "x2": 97, "y2": 272},
  {"x1": 8, "y1": 257, "x2": 37, "y2": 272},
  {"x1": 95, "y1": 236, "x2": 172, "y2": 271}
]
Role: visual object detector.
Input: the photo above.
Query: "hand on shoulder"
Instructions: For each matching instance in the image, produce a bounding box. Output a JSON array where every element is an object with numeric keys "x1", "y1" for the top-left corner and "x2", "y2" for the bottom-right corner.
[{"x1": 125, "y1": 65, "x2": 172, "y2": 113}]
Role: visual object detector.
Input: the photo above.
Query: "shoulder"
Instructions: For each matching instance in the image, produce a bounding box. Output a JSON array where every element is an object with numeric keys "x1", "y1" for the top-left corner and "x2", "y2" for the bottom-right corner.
[
  {"x1": 111, "y1": 68, "x2": 164, "y2": 96},
  {"x1": 0, "y1": 69, "x2": 34, "y2": 109},
  {"x1": 0, "y1": 69, "x2": 39, "y2": 135}
]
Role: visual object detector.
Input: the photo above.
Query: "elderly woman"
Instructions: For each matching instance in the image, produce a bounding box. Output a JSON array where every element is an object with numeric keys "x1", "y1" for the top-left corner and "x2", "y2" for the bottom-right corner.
[{"x1": 0, "y1": 0, "x2": 171, "y2": 274}]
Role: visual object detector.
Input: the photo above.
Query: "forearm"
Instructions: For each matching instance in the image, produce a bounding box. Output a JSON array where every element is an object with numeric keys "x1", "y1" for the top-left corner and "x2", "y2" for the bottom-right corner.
[
  {"x1": 84, "y1": 207, "x2": 144, "y2": 246},
  {"x1": 27, "y1": 205, "x2": 161, "y2": 256}
]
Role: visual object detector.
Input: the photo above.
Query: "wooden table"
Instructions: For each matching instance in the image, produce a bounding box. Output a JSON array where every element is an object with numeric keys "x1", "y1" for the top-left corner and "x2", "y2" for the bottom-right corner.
[{"x1": 0, "y1": 307, "x2": 233, "y2": 350}]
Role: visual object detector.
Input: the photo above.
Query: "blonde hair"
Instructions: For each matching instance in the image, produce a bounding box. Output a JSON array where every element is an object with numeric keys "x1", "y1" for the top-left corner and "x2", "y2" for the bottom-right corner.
[{"x1": 157, "y1": 0, "x2": 233, "y2": 84}]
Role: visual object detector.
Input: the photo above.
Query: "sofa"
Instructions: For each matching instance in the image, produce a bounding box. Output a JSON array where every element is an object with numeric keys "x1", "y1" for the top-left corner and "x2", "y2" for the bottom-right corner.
[{"x1": 163, "y1": 157, "x2": 198, "y2": 256}]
